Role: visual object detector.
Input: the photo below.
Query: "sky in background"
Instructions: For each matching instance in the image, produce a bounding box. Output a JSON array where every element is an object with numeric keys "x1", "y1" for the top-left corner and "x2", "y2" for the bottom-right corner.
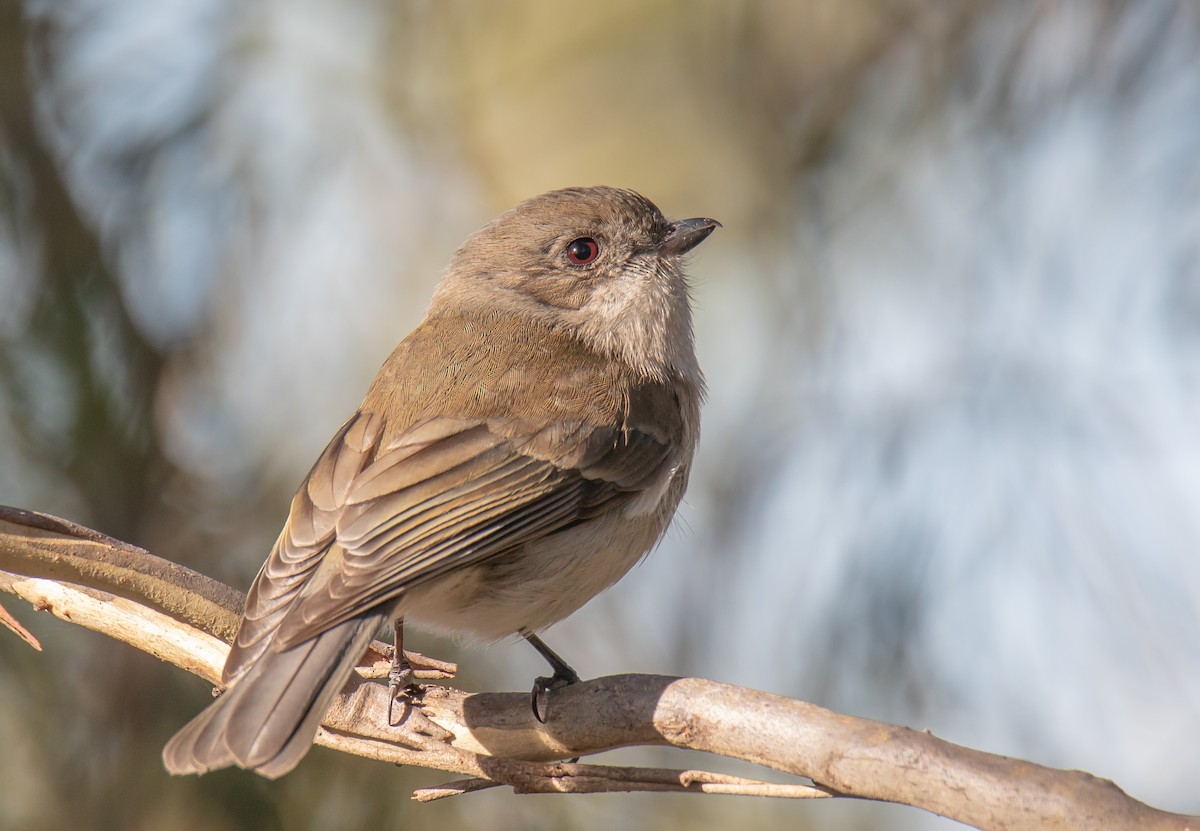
[{"x1": 2, "y1": 2, "x2": 1199, "y2": 829}]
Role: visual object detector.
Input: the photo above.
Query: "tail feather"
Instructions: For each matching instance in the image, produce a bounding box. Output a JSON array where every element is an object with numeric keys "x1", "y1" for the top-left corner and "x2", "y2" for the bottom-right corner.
[{"x1": 163, "y1": 612, "x2": 385, "y2": 778}]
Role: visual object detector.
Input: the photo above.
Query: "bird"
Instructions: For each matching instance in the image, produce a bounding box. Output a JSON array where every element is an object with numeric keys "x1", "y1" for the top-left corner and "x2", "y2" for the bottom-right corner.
[{"x1": 162, "y1": 185, "x2": 718, "y2": 778}]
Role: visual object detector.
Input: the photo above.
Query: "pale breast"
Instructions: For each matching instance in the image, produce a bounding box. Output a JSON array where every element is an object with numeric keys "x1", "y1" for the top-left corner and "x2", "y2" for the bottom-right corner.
[{"x1": 398, "y1": 477, "x2": 684, "y2": 641}]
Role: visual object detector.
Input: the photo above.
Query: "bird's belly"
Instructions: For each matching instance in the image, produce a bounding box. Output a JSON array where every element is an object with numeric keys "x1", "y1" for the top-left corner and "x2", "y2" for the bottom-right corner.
[{"x1": 398, "y1": 507, "x2": 670, "y2": 642}]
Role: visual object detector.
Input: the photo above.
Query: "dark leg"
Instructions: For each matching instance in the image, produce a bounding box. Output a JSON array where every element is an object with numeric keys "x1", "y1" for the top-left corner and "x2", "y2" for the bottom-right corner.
[
  {"x1": 388, "y1": 617, "x2": 414, "y2": 725},
  {"x1": 521, "y1": 629, "x2": 580, "y2": 723}
]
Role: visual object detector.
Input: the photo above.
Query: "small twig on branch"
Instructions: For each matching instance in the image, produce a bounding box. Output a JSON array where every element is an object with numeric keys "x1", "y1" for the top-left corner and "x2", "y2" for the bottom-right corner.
[
  {"x1": 414, "y1": 777, "x2": 502, "y2": 802},
  {"x1": 0, "y1": 598, "x2": 41, "y2": 650},
  {"x1": 414, "y1": 765, "x2": 836, "y2": 802},
  {"x1": 0, "y1": 505, "x2": 1196, "y2": 831}
]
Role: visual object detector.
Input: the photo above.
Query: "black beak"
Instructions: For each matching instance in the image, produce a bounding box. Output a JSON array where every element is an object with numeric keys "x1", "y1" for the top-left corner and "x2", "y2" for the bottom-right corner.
[{"x1": 661, "y1": 217, "x2": 721, "y2": 256}]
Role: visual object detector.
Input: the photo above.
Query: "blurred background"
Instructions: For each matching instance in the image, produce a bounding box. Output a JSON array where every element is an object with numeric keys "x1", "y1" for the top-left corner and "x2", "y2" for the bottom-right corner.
[{"x1": 2, "y1": 1, "x2": 1199, "y2": 828}]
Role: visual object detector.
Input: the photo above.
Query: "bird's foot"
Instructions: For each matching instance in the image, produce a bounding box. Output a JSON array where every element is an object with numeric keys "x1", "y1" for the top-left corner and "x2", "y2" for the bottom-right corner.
[
  {"x1": 530, "y1": 666, "x2": 580, "y2": 724},
  {"x1": 387, "y1": 652, "x2": 418, "y2": 726}
]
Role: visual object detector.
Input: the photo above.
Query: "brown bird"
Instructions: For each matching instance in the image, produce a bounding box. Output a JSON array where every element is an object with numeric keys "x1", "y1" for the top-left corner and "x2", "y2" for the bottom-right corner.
[{"x1": 162, "y1": 186, "x2": 718, "y2": 778}]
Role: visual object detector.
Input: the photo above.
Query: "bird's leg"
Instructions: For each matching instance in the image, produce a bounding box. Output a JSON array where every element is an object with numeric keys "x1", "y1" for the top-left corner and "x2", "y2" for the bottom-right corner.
[
  {"x1": 521, "y1": 629, "x2": 580, "y2": 723},
  {"x1": 387, "y1": 617, "x2": 415, "y2": 725}
]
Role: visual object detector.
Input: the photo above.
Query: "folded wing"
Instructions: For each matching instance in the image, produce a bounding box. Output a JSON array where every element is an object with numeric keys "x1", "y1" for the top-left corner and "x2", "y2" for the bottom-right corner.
[{"x1": 229, "y1": 409, "x2": 675, "y2": 661}]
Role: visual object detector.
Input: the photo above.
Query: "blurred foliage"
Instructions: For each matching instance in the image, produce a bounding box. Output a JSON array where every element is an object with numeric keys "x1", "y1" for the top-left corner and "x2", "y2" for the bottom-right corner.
[{"x1": 3, "y1": 1, "x2": 1200, "y2": 830}]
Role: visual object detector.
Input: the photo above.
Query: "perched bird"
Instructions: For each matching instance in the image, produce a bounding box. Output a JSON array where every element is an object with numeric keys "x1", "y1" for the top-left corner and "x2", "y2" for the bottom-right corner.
[{"x1": 162, "y1": 186, "x2": 718, "y2": 778}]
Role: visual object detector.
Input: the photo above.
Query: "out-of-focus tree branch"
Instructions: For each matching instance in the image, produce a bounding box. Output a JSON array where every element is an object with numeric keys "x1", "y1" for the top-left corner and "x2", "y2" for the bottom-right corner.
[
  {"x1": 1, "y1": 8, "x2": 177, "y2": 544},
  {"x1": 0, "y1": 505, "x2": 1193, "y2": 830}
]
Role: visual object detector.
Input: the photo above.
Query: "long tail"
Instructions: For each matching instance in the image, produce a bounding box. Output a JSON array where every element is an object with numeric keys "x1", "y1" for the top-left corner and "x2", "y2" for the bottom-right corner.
[{"x1": 162, "y1": 612, "x2": 386, "y2": 779}]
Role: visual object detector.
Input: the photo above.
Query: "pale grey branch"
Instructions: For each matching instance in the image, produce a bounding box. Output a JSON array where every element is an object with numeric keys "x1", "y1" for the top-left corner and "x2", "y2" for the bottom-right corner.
[{"x1": 0, "y1": 506, "x2": 1194, "y2": 831}]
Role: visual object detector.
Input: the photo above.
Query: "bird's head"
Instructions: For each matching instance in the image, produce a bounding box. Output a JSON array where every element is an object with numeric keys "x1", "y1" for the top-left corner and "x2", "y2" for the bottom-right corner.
[{"x1": 430, "y1": 186, "x2": 718, "y2": 383}]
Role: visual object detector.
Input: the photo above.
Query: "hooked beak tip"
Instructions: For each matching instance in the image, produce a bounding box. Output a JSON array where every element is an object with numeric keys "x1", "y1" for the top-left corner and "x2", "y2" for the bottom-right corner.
[{"x1": 662, "y1": 217, "x2": 721, "y2": 256}]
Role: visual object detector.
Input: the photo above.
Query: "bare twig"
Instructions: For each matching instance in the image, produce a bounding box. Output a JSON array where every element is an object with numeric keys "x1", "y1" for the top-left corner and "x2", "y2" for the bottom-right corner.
[
  {"x1": 1, "y1": 505, "x2": 1196, "y2": 831},
  {"x1": 414, "y1": 765, "x2": 835, "y2": 802},
  {"x1": 0, "y1": 598, "x2": 41, "y2": 650}
]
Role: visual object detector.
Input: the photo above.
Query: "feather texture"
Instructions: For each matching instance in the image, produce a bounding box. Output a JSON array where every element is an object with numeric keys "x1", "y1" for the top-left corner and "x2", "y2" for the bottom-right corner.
[{"x1": 162, "y1": 186, "x2": 712, "y2": 778}]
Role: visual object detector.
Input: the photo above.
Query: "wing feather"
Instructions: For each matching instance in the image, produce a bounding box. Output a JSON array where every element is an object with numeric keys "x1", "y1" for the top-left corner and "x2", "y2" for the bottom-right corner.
[
  {"x1": 257, "y1": 413, "x2": 675, "y2": 651},
  {"x1": 223, "y1": 412, "x2": 383, "y2": 684}
]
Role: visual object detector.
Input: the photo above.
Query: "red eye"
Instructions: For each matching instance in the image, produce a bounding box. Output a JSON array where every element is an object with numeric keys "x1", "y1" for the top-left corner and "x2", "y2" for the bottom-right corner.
[{"x1": 566, "y1": 237, "x2": 599, "y2": 265}]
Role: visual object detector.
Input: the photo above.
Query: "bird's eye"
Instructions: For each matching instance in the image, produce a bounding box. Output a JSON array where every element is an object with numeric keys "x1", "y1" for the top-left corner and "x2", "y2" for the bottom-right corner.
[{"x1": 565, "y1": 237, "x2": 599, "y2": 265}]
